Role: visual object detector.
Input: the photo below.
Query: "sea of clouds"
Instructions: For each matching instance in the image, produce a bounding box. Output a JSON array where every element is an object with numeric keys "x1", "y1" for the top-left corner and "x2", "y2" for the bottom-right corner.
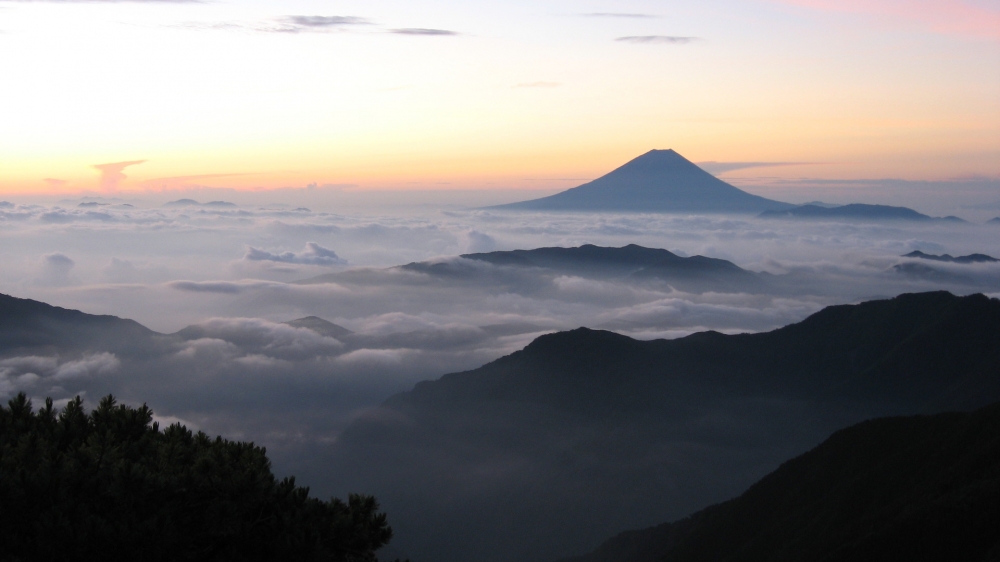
[{"x1": 2, "y1": 190, "x2": 999, "y2": 491}]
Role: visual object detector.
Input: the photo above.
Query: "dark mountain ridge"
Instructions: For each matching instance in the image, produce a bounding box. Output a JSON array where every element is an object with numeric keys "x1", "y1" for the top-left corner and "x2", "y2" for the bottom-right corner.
[
  {"x1": 325, "y1": 291, "x2": 1000, "y2": 562},
  {"x1": 563, "y1": 402, "x2": 1000, "y2": 562},
  {"x1": 490, "y1": 150, "x2": 793, "y2": 214}
]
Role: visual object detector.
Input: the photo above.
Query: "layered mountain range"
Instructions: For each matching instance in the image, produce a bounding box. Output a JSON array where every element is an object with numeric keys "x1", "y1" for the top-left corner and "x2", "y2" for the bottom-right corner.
[
  {"x1": 323, "y1": 291, "x2": 1000, "y2": 562},
  {"x1": 299, "y1": 243, "x2": 998, "y2": 298},
  {"x1": 4, "y1": 289, "x2": 999, "y2": 562}
]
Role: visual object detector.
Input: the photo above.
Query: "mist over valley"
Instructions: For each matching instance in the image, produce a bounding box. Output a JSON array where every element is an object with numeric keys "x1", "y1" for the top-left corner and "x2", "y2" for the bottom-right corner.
[{"x1": 3, "y1": 152, "x2": 1000, "y2": 561}]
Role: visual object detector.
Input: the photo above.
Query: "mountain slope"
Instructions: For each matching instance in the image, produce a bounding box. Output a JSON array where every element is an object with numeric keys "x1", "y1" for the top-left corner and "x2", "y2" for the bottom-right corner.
[
  {"x1": 325, "y1": 291, "x2": 1000, "y2": 562},
  {"x1": 490, "y1": 150, "x2": 792, "y2": 213},
  {"x1": 0, "y1": 293, "x2": 160, "y2": 355},
  {"x1": 566, "y1": 403, "x2": 1000, "y2": 562}
]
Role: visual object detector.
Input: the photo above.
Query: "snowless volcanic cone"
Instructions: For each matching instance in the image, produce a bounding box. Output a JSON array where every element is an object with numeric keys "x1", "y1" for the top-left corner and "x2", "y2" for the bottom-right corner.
[{"x1": 493, "y1": 149, "x2": 793, "y2": 214}]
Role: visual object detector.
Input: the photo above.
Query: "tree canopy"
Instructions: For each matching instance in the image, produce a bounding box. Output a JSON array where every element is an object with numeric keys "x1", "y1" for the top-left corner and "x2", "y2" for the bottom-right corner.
[{"x1": 0, "y1": 393, "x2": 393, "y2": 562}]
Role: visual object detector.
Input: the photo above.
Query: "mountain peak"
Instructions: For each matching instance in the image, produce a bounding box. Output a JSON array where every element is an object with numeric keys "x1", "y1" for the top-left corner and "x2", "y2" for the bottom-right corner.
[
  {"x1": 490, "y1": 150, "x2": 792, "y2": 214},
  {"x1": 284, "y1": 316, "x2": 353, "y2": 339}
]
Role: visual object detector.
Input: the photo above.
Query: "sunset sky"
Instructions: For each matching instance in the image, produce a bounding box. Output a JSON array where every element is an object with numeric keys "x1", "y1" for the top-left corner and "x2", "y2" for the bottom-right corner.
[{"x1": 1, "y1": 0, "x2": 998, "y2": 194}]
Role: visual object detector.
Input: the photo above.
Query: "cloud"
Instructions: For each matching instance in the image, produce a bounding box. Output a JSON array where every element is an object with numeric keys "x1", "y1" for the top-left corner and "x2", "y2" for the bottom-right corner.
[
  {"x1": 461, "y1": 230, "x2": 497, "y2": 253},
  {"x1": 141, "y1": 173, "x2": 252, "y2": 191},
  {"x1": 514, "y1": 82, "x2": 561, "y2": 88},
  {"x1": 37, "y1": 253, "x2": 75, "y2": 286},
  {"x1": 583, "y1": 13, "x2": 658, "y2": 18},
  {"x1": 168, "y1": 281, "x2": 245, "y2": 294},
  {"x1": 244, "y1": 242, "x2": 347, "y2": 266},
  {"x1": 270, "y1": 15, "x2": 372, "y2": 33},
  {"x1": 173, "y1": 16, "x2": 371, "y2": 35},
  {"x1": 43, "y1": 253, "x2": 74, "y2": 268},
  {"x1": 697, "y1": 162, "x2": 808, "y2": 175},
  {"x1": 5, "y1": 194, "x2": 1000, "y2": 555},
  {"x1": 39, "y1": 208, "x2": 116, "y2": 223},
  {"x1": 283, "y1": 16, "x2": 370, "y2": 28},
  {"x1": 0, "y1": 353, "x2": 119, "y2": 398},
  {"x1": 178, "y1": 317, "x2": 344, "y2": 359},
  {"x1": 93, "y1": 160, "x2": 145, "y2": 193},
  {"x1": 390, "y1": 28, "x2": 459, "y2": 36},
  {"x1": 768, "y1": 0, "x2": 1000, "y2": 40},
  {"x1": 8, "y1": 0, "x2": 199, "y2": 2},
  {"x1": 53, "y1": 353, "x2": 120, "y2": 380},
  {"x1": 616, "y1": 36, "x2": 699, "y2": 44}
]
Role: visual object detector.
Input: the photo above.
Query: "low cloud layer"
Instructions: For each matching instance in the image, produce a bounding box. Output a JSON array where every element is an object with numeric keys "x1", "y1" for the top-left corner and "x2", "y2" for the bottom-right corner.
[
  {"x1": 697, "y1": 161, "x2": 805, "y2": 175},
  {"x1": 244, "y1": 242, "x2": 347, "y2": 266},
  {"x1": 2, "y1": 194, "x2": 999, "y2": 523}
]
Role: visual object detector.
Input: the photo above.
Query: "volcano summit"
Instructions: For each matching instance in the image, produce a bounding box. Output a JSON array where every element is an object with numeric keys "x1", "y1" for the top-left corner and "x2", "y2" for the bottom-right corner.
[{"x1": 493, "y1": 149, "x2": 793, "y2": 214}]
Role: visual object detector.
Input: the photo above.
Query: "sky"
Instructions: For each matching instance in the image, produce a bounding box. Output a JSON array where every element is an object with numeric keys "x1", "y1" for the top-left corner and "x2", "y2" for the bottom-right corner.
[{"x1": 1, "y1": 0, "x2": 998, "y2": 196}]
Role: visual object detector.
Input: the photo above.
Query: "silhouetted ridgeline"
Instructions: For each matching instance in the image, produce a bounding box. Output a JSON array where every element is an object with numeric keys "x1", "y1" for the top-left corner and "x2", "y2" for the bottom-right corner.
[
  {"x1": 325, "y1": 291, "x2": 1000, "y2": 562},
  {"x1": 0, "y1": 293, "x2": 159, "y2": 354},
  {"x1": 562, "y1": 402, "x2": 1000, "y2": 562},
  {"x1": 903, "y1": 250, "x2": 998, "y2": 264},
  {"x1": 0, "y1": 394, "x2": 393, "y2": 562}
]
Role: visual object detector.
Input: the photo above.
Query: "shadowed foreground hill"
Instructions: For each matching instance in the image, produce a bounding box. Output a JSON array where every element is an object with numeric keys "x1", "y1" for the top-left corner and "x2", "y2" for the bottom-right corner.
[
  {"x1": 0, "y1": 394, "x2": 393, "y2": 562},
  {"x1": 564, "y1": 403, "x2": 1000, "y2": 562},
  {"x1": 324, "y1": 291, "x2": 1000, "y2": 562}
]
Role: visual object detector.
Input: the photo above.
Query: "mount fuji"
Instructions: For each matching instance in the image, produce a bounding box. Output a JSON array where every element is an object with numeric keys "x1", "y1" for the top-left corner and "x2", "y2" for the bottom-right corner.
[{"x1": 492, "y1": 149, "x2": 793, "y2": 214}]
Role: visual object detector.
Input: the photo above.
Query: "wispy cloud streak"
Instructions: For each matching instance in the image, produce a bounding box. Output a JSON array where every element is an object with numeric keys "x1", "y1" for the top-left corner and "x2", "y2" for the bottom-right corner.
[
  {"x1": 616, "y1": 36, "x2": 699, "y2": 44},
  {"x1": 390, "y1": 28, "x2": 459, "y2": 36},
  {"x1": 583, "y1": 13, "x2": 658, "y2": 18}
]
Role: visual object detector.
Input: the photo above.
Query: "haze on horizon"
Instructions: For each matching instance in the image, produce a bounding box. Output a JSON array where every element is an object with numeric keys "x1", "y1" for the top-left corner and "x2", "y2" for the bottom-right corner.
[{"x1": 0, "y1": 0, "x2": 998, "y2": 198}]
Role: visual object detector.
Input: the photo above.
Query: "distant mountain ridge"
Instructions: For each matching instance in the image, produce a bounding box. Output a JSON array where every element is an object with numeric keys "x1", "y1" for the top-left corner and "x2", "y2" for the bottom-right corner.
[
  {"x1": 459, "y1": 244, "x2": 759, "y2": 291},
  {"x1": 325, "y1": 291, "x2": 1000, "y2": 562},
  {"x1": 561, "y1": 402, "x2": 1000, "y2": 562},
  {"x1": 903, "y1": 250, "x2": 997, "y2": 263},
  {"x1": 298, "y1": 244, "x2": 764, "y2": 294},
  {"x1": 759, "y1": 203, "x2": 964, "y2": 222},
  {"x1": 491, "y1": 150, "x2": 793, "y2": 214},
  {"x1": 0, "y1": 293, "x2": 159, "y2": 354}
]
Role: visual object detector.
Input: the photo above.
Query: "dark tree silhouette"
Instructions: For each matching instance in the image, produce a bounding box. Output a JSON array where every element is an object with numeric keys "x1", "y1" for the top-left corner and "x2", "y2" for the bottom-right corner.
[{"x1": 0, "y1": 393, "x2": 393, "y2": 562}]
